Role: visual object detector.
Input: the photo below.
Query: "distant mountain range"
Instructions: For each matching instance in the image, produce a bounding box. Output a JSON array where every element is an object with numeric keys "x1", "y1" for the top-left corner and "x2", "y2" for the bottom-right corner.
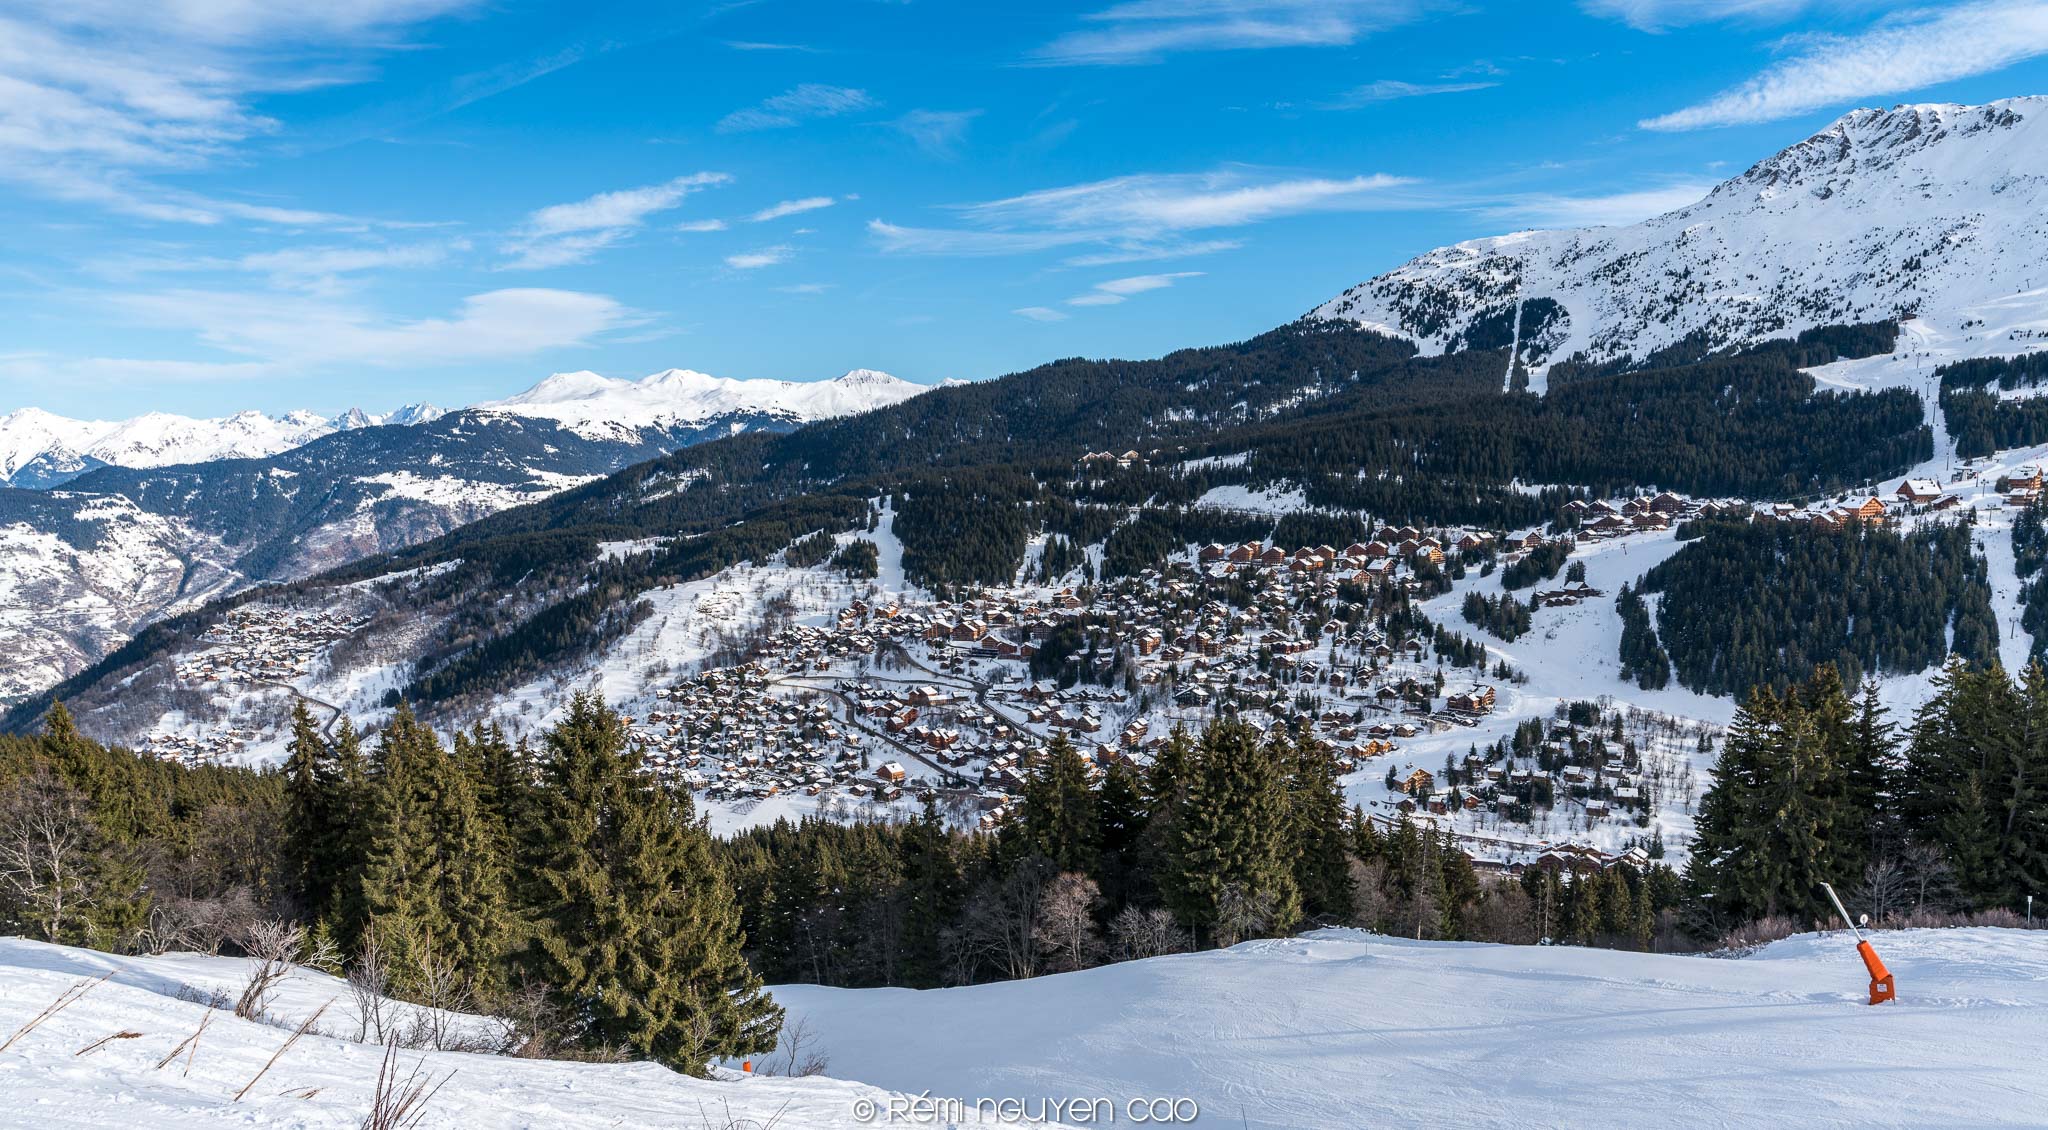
[
  {"x1": 0, "y1": 405, "x2": 438, "y2": 489},
  {"x1": 0, "y1": 366, "x2": 930, "y2": 489},
  {"x1": 0, "y1": 365, "x2": 930, "y2": 702}
]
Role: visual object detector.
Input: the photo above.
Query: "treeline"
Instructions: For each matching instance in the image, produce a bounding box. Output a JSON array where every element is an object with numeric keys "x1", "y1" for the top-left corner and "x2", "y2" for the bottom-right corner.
[
  {"x1": 1462, "y1": 591, "x2": 1533, "y2": 642},
  {"x1": 1615, "y1": 584, "x2": 1671, "y2": 690},
  {"x1": 720, "y1": 723, "x2": 1684, "y2": 989},
  {"x1": 1240, "y1": 337, "x2": 1928, "y2": 514},
  {"x1": 0, "y1": 698, "x2": 782, "y2": 1075},
  {"x1": 1686, "y1": 662, "x2": 2047, "y2": 939},
  {"x1": 1937, "y1": 351, "x2": 2048, "y2": 392},
  {"x1": 1638, "y1": 519, "x2": 1996, "y2": 696},
  {"x1": 1501, "y1": 539, "x2": 1571, "y2": 590},
  {"x1": 1940, "y1": 386, "x2": 2048, "y2": 460}
]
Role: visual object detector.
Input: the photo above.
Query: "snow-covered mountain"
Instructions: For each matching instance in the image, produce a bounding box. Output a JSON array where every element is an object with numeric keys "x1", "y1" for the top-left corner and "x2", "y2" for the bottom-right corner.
[
  {"x1": 1313, "y1": 97, "x2": 2048, "y2": 379},
  {"x1": 0, "y1": 364, "x2": 925, "y2": 489},
  {"x1": 477, "y1": 366, "x2": 927, "y2": 441},
  {"x1": 0, "y1": 404, "x2": 444, "y2": 488}
]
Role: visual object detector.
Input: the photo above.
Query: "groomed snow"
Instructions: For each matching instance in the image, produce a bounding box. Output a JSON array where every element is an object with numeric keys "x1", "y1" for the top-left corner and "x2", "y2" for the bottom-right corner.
[
  {"x1": 0, "y1": 938, "x2": 1062, "y2": 1129},
  {"x1": 772, "y1": 926, "x2": 2048, "y2": 1130}
]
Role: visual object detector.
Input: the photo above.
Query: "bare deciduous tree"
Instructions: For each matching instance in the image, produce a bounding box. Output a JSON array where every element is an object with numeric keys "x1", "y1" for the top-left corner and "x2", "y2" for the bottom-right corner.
[
  {"x1": 952, "y1": 859, "x2": 1052, "y2": 981},
  {"x1": 1108, "y1": 906, "x2": 1188, "y2": 962},
  {"x1": 0, "y1": 770, "x2": 96, "y2": 943},
  {"x1": 1033, "y1": 872, "x2": 1104, "y2": 973},
  {"x1": 236, "y1": 919, "x2": 328, "y2": 1021},
  {"x1": 1214, "y1": 883, "x2": 1280, "y2": 949}
]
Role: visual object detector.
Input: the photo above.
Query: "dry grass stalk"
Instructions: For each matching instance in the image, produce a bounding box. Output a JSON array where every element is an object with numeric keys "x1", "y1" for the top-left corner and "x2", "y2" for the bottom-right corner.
[
  {"x1": 156, "y1": 1007, "x2": 217, "y2": 1074},
  {"x1": 74, "y1": 1029, "x2": 142, "y2": 1056},
  {"x1": 0, "y1": 972, "x2": 111, "y2": 1054},
  {"x1": 360, "y1": 1040, "x2": 456, "y2": 1130},
  {"x1": 232, "y1": 999, "x2": 330, "y2": 1103}
]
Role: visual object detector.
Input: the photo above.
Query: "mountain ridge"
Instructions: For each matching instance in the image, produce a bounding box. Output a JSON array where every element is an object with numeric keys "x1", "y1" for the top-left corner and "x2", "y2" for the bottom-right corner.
[{"x1": 1312, "y1": 96, "x2": 2048, "y2": 381}]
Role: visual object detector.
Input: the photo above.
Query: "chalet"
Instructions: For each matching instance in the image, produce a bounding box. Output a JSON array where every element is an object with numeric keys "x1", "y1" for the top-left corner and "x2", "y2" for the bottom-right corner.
[
  {"x1": 1199, "y1": 543, "x2": 1227, "y2": 563},
  {"x1": 1447, "y1": 686, "x2": 1497, "y2": 714},
  {"x1": 1895, "y1": 478, "x2": 1943, "y2": 503},
  {"x1": 1228, "y1": 542, "x2": 1258, "y2": 564},
  {"x1": 909, "y1": 685, "x2": 959, "y2": 707},
  {"x1": 1649, "y1": 491, "x2": 1686, "y2": 514},
  {"x1": 876, "y1": 761, "x2": 908, "y2": 783},
  {"x1": 1401, "y1": 768, "x2": 1436, "y2": 795}
]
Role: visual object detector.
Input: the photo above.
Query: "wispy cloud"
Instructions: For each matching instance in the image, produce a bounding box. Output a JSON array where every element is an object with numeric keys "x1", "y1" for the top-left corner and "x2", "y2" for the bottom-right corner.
[
  {"x1": 1063, "y1": 238, "x2": 1243, "y2": 267},
  {"x1": 1066, "y1": 271, "x2": 1204, "y2": 306},
  {"x1": 717, "y1": 84, "x2": 874, "y2": 132},
  {"x1": 1582, "y1": 0, "x2": 1849, "y2": 32},
  {"x1": 10, "y1": 286, "x2": 642, "y2": 384},
  {"x1": 965, "y1": 170, "x2": 1416, "y2": 232},
  {"x1": 873, "y1": 168, "x2": 1415, "y2": 260},
  {"x1": 1479, "y1": 182, "x2": 1714, "y2": 227},
  {"x1": 676, "y1": 218, "x2": 729, "y2": 232},
  {"x1": 503, "y1": 172, "x2": 729, "y2": 269},
  {"x1": 724, "y1": 40, "x2": 822, "y2": 52},
  {"x1": 0, "y1": 4, "x2": 476, "y2": 224},
  {"x1": 869, "y1": 222, "x2": 1102, "y2": 256},
  {"x1": 1012, "y1": 306, "x2": 1071, "y2": 322},
  {"x1": 1641, "y1": 0, "x2": 2048, "y2": 130},
  {"x1": 889, "y1": 109, "x2": 983, "y2": 156},
  {"x1": 726, "y1": 245, "x2": 794, "y2": 269},
  {"x1": 1035, "y1": 0, "x2": 1434, "y2": 65},
  {"x1": 238, "y1": 240, "x2": 464, "y2": 290},
  {"x1": 1321, "y1": 79, "x2": 1498, "y2": 108},
  {"x1": 749, "y1": 196, "x2": 836, "y2": 222}
]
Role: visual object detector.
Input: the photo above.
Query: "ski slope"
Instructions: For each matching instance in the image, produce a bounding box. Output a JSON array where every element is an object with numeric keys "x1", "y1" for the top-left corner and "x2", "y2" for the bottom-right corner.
[
  {"x1": 772, "y1": 927, "x2": 2048, "y2": 1130},
  {"x1": 0, "y1": 938, "x2": 1057, "y2": 1129}
]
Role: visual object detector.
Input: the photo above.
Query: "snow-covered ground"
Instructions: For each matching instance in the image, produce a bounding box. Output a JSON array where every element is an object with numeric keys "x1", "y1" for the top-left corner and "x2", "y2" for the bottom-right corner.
[
  {"x1": 773, "y1": 926, "x2": 2048, "y2": 1130},
  {"x1": 0, "y1": 937, "x2": 1060, "y2": 1129}
]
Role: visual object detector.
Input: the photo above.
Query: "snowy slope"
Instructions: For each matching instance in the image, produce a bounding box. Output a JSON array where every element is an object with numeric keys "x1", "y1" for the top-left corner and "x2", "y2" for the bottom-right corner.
[
  {"x1": 476, "y1": 366, "x2": 928, "y2": 442},
  {"x1": 774, "y1": 926, "x2": 2048, "y2": 1130},
  {"x1": 0, "y1": 938, "x2": 1062, "y2": 1130},
  {"x1": 1314, "y1": 97, "x2": 2048, "y2": 380}
]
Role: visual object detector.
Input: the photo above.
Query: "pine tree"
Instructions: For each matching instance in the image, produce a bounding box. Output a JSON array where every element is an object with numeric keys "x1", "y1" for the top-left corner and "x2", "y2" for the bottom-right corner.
[
  {"x1": 1281, "y1": 731, "x2": 1354, "y2": 923},
  {"x1": 524, "y1": 694, "x2": 781, "y2": 1074},
  {"x1": 357, "y1": 705, "x2": 511, "y2": 994},
  {"x1": 281, "y1": 701, "x2": 338, "y2": 918},
  {"x1": 897, "y1": 797, "x2": 964, "y2": 987},
  {"x1": 325, "y1": 717, "x2": 373, "y2": 952},
  {"x1": 1164, "y1": 724, "x2": 1300, "y2": 942},
  {"x1": 1017, "y1": 735, "x2": 1100, "y2": 873}
]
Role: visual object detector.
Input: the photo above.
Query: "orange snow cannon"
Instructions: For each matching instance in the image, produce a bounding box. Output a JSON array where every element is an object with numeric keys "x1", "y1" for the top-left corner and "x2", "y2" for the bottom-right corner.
[
  {"x1": 1824, "y1": 882, "x2": 1897, "y2": 1006},
  {"x1": 1857, "y1": 940, "x2": 1896, "y2": 1005}
]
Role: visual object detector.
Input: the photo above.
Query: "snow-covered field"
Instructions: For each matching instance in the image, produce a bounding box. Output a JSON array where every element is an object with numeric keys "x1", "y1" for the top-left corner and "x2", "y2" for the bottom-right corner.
[
  {"x1": 774, "y1": 926, "x2": 2048, "y2": 1130},
  {"x1": 0, "y1": 938, "x2": 1055, "y2": 1129}
]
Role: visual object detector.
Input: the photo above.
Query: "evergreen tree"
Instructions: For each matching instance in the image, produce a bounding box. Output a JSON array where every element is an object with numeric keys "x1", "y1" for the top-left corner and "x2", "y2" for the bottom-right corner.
[
  {"x1": 281, "y1": 702, "x2": 339, "y2": 919},
  {"x1": 1163, "y1": 724, "x2": 1300, "y2": 942},
  {"x1": 1017, "y1": 735, "x2": 1100, "y2": 873},
  {"x1": 1280, "y1": 731, "x2": 1355, "y2": 923},
  {"x1": 358, "y1": 705, "x2": 511, "y2": 993},
  {"x1": 897, "y1": 797, "x2": 964, "y2": 987},
  {"x1": 524, "y1": 694, "x2": 781, "y2": 1074}
]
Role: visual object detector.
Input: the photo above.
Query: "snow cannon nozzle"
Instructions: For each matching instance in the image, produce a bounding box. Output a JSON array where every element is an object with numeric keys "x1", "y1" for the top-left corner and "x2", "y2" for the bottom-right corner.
[{"x1": 1822, "y1": 882, "x2": 1896, "y2": 1006}]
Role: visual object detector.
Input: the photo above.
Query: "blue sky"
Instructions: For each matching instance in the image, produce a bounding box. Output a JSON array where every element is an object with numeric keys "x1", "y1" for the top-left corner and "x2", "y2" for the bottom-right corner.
[{"x1": 5, "y1": 0, "x2": 2048, "y2": 419}]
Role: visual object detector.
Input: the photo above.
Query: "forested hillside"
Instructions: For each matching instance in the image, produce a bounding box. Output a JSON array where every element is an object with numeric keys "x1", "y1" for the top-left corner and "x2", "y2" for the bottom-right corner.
[
  {"x1": 1637, "y1": 520, "x2": 1997, "y2": 696},
  {"x1": 4, "y1": 318, "x2": 1928, "y2": 731}
]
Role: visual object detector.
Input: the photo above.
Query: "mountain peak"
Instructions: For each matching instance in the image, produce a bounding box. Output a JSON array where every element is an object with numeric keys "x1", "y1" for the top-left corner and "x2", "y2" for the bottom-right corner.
[
  {"x1": 1312, "y1": 94, "x2": 2048, "y2": 376},
  {"x1": 477, "y1": 365, "x2": 928, "y2": 439}
]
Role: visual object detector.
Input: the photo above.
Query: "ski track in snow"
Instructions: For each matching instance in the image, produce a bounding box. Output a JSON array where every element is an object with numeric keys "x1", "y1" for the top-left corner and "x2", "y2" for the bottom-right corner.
[{"x1": 771, "y1": 926, "x2": 2048, "y2": 1130}]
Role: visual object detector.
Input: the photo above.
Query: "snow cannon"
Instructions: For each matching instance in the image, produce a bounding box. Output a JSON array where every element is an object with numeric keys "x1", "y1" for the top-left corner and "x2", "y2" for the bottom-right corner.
[{"x1": 1822, "y1": 882, "x2": 1896, "y2": 1006}]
